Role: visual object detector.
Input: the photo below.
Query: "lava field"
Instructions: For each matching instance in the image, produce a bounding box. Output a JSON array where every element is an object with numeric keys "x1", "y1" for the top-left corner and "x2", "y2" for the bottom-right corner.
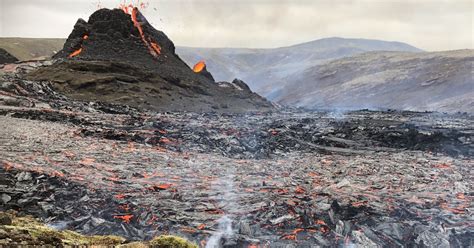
[
  {"x1": 1, "y1": 4, "x2": 473, "y2": 247},
  {"x1": 0, "y1": 61, "x2": 473, "y2": 247}
]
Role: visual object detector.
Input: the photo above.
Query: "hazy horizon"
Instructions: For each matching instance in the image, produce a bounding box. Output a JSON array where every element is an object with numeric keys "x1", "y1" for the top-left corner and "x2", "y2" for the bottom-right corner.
[{"x1": 0, "y1": 0, "x2": 472, "y2": 51}]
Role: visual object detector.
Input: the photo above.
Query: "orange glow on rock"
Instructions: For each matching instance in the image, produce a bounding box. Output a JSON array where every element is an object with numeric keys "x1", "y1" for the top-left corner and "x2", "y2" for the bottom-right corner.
[
  {"x1": 68, "y1": 48, "x2": 83, "y2": 58},
  {"x1": 315, "y1": 219, "x2": 326, "y2": 225},
  {"x1": 292, "y1": 228, "x2": 304, "y2": 234},
  {"x1": 193, "y1": 60, "x2": 206, "y2": 73},
  {"x1": 118, "y1": 2, "x2": 161, "y2": 58},
  {"x1": 181, "y1": 226, "x2": 197, "y2": 233},
  {"x1": 3, "y1": 161, "x2": 14, "y2": 171},
  {"x1": 68, "y1": 34, "x2": 89, "y2": 58},
  {"x1": 50, "y1": 170, "x2": 65, "y2": 177},
  {"x1": 351, "y1": 200, "x2": 368, "y2": 207},
  {"x1": 80, "y1": 157, "x2": 95, "y2": 166},
  {"x1": 150, "y1": 41, "x2": 161, "y2": 55},
  {"x1": 295, "y1": 186, "x2": 305, "y2": 194},
  {"x1": 197, "y1": 224, "x2": 206, "y2": 230},
  {"x1": 131, "y1": 8, "x2": 144, "y2": 36},
  {"x1": 129, "y1": 7, "x2": 161, "y2": 57},
  {"x1": 114, "y1": 214, "x2": 133, "y2": 223},
  {"x1": 433, "y1": 163, "x2": 450, "y2": 169},
  {"x1": 456, "y1": 193, "x2": 465, "y2": 199},
  {"x1": 155, "y1": 183, "x2": 173, "y2": 189},
  {"x1": 281, "y1": 234, "x2": 296, "y2": 240}
]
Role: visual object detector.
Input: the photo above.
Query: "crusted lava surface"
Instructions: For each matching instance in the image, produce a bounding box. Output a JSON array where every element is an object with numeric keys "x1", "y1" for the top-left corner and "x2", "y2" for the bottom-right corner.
[
  {"x1": 27, "y1": 8, "x2": 272, "y2": 113},
  {"x1": 1, "y1": 62, "x2": 473, "y2": 247}
]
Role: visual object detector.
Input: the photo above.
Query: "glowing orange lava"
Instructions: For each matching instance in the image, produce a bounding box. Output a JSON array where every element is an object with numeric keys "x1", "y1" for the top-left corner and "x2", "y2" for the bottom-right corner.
[
  {"x1": 113, "y1": 214, "x2": 133, "y2": 223},
  {"x1": 68, "y1": 34, "x2": 89, "y2": 58},
  {"x1": 193, "y1": 60, "x2": 206, "y2": 73},
  {"x1": 118, "y1": 2, "x2": 161, "y2": 57},
  {"x1": 124, "y1": 6, "x2": 161, "y2": 57},
  {"x1": 68, "y1": 47, "x2": 83, "y2": 58},
  {"x1": 150, "y1": 41, "x2": 161, "y2": 54}
]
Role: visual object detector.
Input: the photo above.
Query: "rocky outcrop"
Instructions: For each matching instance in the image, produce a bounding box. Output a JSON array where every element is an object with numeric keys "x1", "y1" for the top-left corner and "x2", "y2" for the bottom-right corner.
[
  {"x1": 53, "y1": 8, "x2": 201, "y2": 82},
  {"x1": 32, "y1": 8, "x2": 272, "y2": 113},
  {"x1": 0, "y1": 48, "x2": 19, "y2": 64}
]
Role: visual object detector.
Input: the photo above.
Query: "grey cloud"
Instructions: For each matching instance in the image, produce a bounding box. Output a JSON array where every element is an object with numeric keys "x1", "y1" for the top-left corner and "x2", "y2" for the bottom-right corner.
[{"x1": 0, "y1": 0, "x2": 472, "y2": 51}]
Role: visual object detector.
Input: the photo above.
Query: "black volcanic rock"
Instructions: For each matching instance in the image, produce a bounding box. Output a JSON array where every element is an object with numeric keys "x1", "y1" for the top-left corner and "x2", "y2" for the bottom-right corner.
[
  {"x1": 0, "y1": 48, "x2": 18, "y2": 64},
  {"x1": 30, "y1": 8, "x2": 273, "y2": 113},
  {"x1": 231, "y1": 79, "x2": 251, "y2": 91},
  {"x1": 53, "y1": 8, "x2": 193, "y2": 80}
]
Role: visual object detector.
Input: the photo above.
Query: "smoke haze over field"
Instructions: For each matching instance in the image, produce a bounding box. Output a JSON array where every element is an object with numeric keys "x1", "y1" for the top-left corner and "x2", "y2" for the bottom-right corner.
[{"x1": 0, "y1": 0, "x2": 472, "y2": 51}]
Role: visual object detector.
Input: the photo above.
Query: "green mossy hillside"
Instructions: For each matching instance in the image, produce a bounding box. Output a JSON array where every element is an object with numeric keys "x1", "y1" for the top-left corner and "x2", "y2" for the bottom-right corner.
[{"x1": 0, "y1": 211, "x2": 196, "y2": 247}]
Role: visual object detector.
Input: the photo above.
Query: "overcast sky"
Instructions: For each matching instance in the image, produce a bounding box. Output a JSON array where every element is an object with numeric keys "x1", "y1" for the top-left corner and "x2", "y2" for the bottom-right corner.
[{"x1": 0, "y1": 0, "x2": 472, "y2": 51}]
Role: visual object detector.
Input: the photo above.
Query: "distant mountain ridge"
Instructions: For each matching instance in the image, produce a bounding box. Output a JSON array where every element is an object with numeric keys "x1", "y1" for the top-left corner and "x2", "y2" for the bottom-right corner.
[
  {"x1": 275, "y1": 37, "x2": 422, "y2": 52},
  {"x1": 276, "y1": 49, "x2": 473, "y2": 113},
  {"x1": 2, "y1": 37, "x2": 472, "y2": 113},
  {"x1": 176, "y1": 37, "x2": 423, "y2": 95}
]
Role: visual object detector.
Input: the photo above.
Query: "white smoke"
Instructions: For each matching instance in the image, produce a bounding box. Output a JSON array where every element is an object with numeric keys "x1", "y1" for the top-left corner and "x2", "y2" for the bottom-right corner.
[
  {"x1": 327, "y1": 108, "x2": 347, "y2": 120},
  {"x1": 205, "y1": 215, "x2": 234, "y2": 248},
  {"x1": 46, "y1": 220, "x2": 69, "y2": 230},
  {"x1": 205, "y1": 172, "x2": 238, "y2": 248}
]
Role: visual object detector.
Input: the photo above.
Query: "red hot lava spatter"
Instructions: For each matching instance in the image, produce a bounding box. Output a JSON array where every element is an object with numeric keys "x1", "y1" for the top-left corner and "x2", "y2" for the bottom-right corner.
[{"x1": 118, "y1": 0, "x2": 149, "y2": 13}]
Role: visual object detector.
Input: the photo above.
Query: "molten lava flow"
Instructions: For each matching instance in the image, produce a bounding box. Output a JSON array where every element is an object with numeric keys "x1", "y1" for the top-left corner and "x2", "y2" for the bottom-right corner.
[
  {"x1": 150, "y1": 40, "x2": 161, "y2": 54},
  {"x1": 193, "y1": 60, "x2": 206, "y2": 73},
  {"x1": 129, "y1": 7, "x2": 161, "y2": 57},
  {"x1": 118, "y1": 2, "x2": 161, "y2": 57},
  {"x1": 315, "y1": 219, "x2": 326, "y2": 225},
  {"x1": 68, "y1": 48, "x2": 83, "y2": 58},
  {"x1": 68, "y1": 34, "x2": 89, "y2": 58},
  {"x1": 113, "y1": 214, "x2": 133, "y2": 223}
]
